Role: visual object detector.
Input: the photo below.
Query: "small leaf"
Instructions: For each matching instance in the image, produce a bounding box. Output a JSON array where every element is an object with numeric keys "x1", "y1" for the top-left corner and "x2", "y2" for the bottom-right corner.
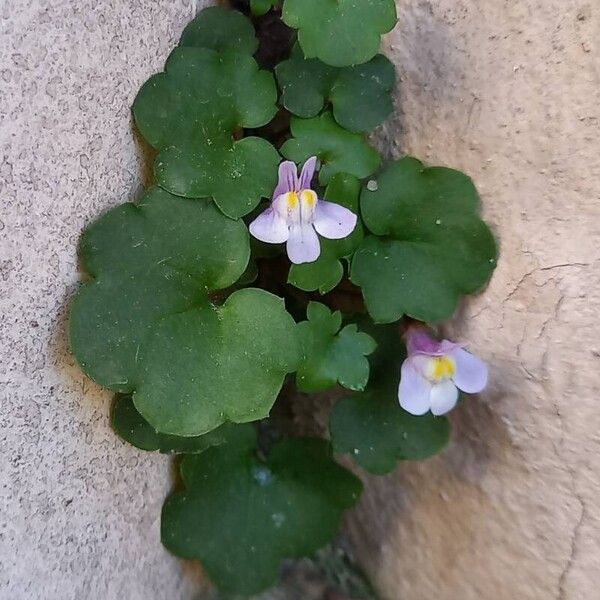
[
  {"x1": 70, "y1": 188, "x2": 300, "y2": 437},
  {"x1": 288, "y1": 173, "x2": 363, "y2": 293},
  {"x1": 276, "y1": 45, "x2": 335, "y2": 116},
  {"x1": 179, "y1": 6, "x2": 258, "y2": 55},
  {"x1": 133, "y1": 47, "x2": 279, "y2": 218},
  {"x1": 276, "y1": 47, "x2": 395, "y2": 133},
  {"x1": 329, "y1": 322, "x2": 450, "y2": 474},
  {"x1": 111, "y1": 394, "x2": 236, "y2": 454},
  {"x1": 251, "y1": 0, "x2": 281, "y2": 16},
  {"x1": 330, "y1": 394, "x2": 451, "y2": 474},
  {"x1": 296, "y1": 302, "x2": 376, "y2": 393},
  {"x1": 162, "y1": 426, "x2": 362, "y2": 595},
  {"x1": 352, "y1": 157, "x2": 497, "y2": 323},
  {"x1": 282, "y1": 0, "x2": 397, "y2": 67},
  {"x1": 281, "y1": 113, "x2": 380, "y2": 185},
  {"x1": 288, "y1": 252, "x2": 344, "y2": 294}
]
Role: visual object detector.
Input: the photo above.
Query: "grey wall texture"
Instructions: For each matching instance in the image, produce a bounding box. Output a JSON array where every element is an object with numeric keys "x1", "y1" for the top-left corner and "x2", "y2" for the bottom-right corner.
[
  {"x1": 1, "y1": 1, "x2": 599, "y2": 599},
  {"x1": 0, "y1": 1, "x2": 212, "y2": 598}
]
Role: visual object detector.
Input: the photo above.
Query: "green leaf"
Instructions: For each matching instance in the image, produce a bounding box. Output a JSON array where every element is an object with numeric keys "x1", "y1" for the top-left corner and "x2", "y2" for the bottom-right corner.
[
  {"x1": 281, "y1": 113, "x2": 380, "y2": 185},
  {"x1": 330, "y1": 395, "x2": 451, "y2": 474},
  {"x1": 70, "y1": 188, "x2": 300, "y2": 437},
  {"x1": 133, "y1": 47, "x2": 279, "y2": 218},
  {"x1": 162, "y1": 426, "x2": 362, "y2": 595},
  {"x1": 282, "y1": 0, "x2": 397, "y2": 67},
  {"x1": 70, "y1": 187, "x2": 249, "y2": 391},
  {"x1": 276, "y1": 47, "x2": 395, "y2": 133},
  {"x1": 136, "y1": 287, "x2": 300, "y2": 436},
  {"x1": 276, "y1": 45, "x2": 335, "y2": 116},
  {"x1": 251, "y1": 0, "x2": 281, "y2": 16},
  {"x1": 289, "y1": 256, "x2": 344, "y2": 295},
  {"x1": 352, "y1": 157, "x2": 498, "y2": 323},
  {"x1": 296, "y1": 302, "x2": 376, "y2": 393},
  {"x1": 288, "y1": 173, "x2": 363, "y2": 293},
  {"x1": 329, "y1": 322, "x2": 450, "y2": 474},
  {"x1": 111, "y1": 394, "x2": 237, "y2": 454},
  {"x1": 179, "y1": 6, "x2": 258, "y2": 55}
]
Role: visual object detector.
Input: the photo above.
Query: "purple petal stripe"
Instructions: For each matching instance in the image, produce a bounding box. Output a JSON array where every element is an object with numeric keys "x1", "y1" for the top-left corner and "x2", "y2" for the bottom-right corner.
[
  {"x1": 298, "y1": 156, "x2": 317, "y2": 190},
  {"x1": 272, "y1": 161, "x2": 299, "y2": 200},
  {"x1": 406, "y1": 328, "x2": 444, "y2": 356}
]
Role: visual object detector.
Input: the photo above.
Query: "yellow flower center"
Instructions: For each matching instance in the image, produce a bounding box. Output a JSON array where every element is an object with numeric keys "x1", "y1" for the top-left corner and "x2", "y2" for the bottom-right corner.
[
  {"x1": 428, "y1": 356, "x2": 456, "y2": 381},
  {"x1": 300, "y1": 189, "x2": 317, "y2": 208},
  {"x1": 281, "y1": 190, "x2": 318, "y2": 223}
]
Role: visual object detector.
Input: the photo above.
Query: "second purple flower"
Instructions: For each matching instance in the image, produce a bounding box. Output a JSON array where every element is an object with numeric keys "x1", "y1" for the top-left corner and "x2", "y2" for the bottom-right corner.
[{"x1": 398, "y1": 326, "x2": 488, "y2": 416}]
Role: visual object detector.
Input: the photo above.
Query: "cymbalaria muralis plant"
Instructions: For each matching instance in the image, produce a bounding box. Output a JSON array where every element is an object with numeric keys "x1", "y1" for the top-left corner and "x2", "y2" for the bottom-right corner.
[{"x1": 69, "y1": 1, "x2": 497, "y2": 595}]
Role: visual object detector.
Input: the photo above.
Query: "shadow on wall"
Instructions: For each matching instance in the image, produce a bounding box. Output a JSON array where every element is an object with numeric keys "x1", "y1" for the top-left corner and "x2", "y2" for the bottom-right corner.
[
  {"x1": 345, "y1": 384, "x2": 516, "y2": 594},
  {"x1": 132, "y1": 123, "x2": 158, "y2": 198},
  {"x1": 49, "y1": 104, "x2": 159, "y2": 411},
  {"x1": 348, "y1": 3, "x2": 516, "y2": 588},
  {"x1": 48, "y1": 281, "x2": 108, "y2": 411},
  {"x1": 49, "y1": 108, "x2": 162, "y2": 401},
  {"x1": 376, "y1": 0, "x2": 473, "y2": 161}
]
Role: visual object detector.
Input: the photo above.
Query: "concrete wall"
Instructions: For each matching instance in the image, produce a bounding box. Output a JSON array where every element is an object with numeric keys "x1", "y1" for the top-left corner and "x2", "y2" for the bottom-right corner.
[
  {"x1": 1, "y1": 1, "x2": 598, "y2": 599},
  {"x1": 350, "y1": 1, "x2": 600, "y2": 599},
  {"x1": 0, "y1": 1, "x2": 211, "y2": 598}
]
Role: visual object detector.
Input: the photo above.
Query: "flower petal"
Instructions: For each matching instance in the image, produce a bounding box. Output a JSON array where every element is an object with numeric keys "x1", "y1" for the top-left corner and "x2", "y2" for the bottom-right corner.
[
  {"x1": 451, "y1": 348, "x2": 488, "y2": 393},
  {"x1": 273, "y1": 161, "x2": 299, "y2": 199},
  {"x1": 312, "y1": 200, "x2": 357, "y2": 240},
  {"x1": 438, "y1": 339, "x2": 463, "y2": 355},
  {"x1": 286, "y1": 223, "x2": 320, "y2": 264},
  {"x1": 299, "y1": 156, "x2": 317, "y2": 190},
  {"x1": 430, "y1": 380, "x2": 459, "y2": 415},
  {"x1": 406, "y1": 327, "x2": 443, "y2": 356},
  {"x1": 398, "y1": 359, "x2": 432, "y2": 416},
  {"x1": 249, "y1": 208, "x2": 289, "y2": 244}
]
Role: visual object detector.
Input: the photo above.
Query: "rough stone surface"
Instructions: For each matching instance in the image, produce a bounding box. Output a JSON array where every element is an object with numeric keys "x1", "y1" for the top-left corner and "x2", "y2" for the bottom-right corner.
[
  {"x1": 348, "y1": 1, "x2": 600, "y2": 599},
  {"x1": 0, "y1": 1, "x2": 211, "y2": 598},
  {"x1": 1, "y1": 1, "x2": 599, "y2": 599}
]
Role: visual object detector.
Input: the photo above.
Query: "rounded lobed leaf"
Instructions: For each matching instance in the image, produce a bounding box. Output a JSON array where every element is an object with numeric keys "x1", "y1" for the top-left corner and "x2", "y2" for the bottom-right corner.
[
  {"x1": 154, "y1": 137, "x2": 280, "y2": 219},
  {"x1": 162, "y1": 426, "x2": 362, "y2": 595},
  {"x1": 330, "y1": 394, "x2": 450, "y2": 474},
  {"x1": 111, "y1": 394, "x2": 237, "y2": 454},
  {"x1": 276, "y1": 46, "x2": 395, "y2": 133},
  {"x1": 251, "y1": 0, "x2": 282, "y2": 17},
  {"x1": 280, "y1": 113, "x2": 380, "y2": 185},
  {"x1": 133, "y1": 47, "x2": 280, "y2": 218},
  {"x1": 288, "y1": 173, "x2": 364, "y2": 293},
  {"x1": 179, "y1": 6, "x2": 258, "y2": 54},
  {"x1": 296, "y1": 302, "x2": 376, "y2": 393},
  {"x1": 70, "y1": 187, "x2": 249, "y2": 392},
  {"x1": 70, "y1": 188, "x2": 300, "y2": 437},
  {"x1": 330, "y1": 54, "x2": 395, "y2": 133},
  {"x1": 134, "y1": 287, "x2": 300, "y2": 436},
  {"x1": 282, "y1": 0, "x2": 397, "y2": 67},
  {"x1": 352, "y1": 157, "x2": 498, "y2": 323},
  {"x1": 288, "y1": 256, "x2": 344, "y2": 295},
  {"x1": 276, "y1": 45, "x2": 336, "y2": 117}
]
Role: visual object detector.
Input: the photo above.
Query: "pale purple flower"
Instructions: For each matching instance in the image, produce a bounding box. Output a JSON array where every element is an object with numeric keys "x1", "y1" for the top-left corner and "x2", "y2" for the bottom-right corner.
[
  {"x1": 398, "y1": 326, "x2": 488, "y2": 416},
  {"x1": 249, "y1": 157, "x2": 357, "y2": 264}
]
